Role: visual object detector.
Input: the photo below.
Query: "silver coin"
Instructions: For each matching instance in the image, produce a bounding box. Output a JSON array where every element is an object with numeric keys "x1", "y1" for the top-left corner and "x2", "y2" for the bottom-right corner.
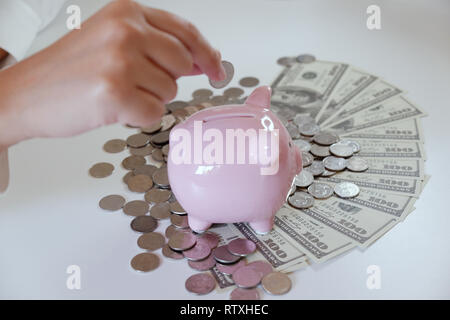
[
  {"x1": 209, "y1": 60, "x2": 234, "y2": 89},
  {"x1": 129, "y1": 145, "x2": 154, "y2": 157},
  {"x1": 130, "y1": 253, "x2": 160, "y2": 272},
  {"x1": 293, "y1": 114, "x2": 315, "y2": 127},
  {"x1": 239, "y1": 77, "x2": 260, "y2": 88},
  {"x1": 293, "y1": 139, "x2": 311, "y2": 152},
  {"x1": 261, "y1": 272, "x2": 292, "y2": 295},
  {"x1": 145, "y1": 189, "x2": 171, "y2": 203},
  {"x1": 288, "y1": 191, "x2": 314, "y2": 209},
  {"x1": 347, "y1": 156, "x2": 369, "y2": 172},
  {"x1": 170, "y1": 214, "x2": 189, "y2": 229},
  {"x1": 103, "y1": 139, "x2": 126, "y2": 153},
  {"x1": 196, "y1": 232, "x2": 220, "y2": 249},
  {"x1": 213, "y1": 245, "x2": 241, "y2": 264},
  {"x1": 170, "y1": 201, "x2": 186, "y2": 215},
  {"x1": 296, "y1": 54, "x2": 316, "y2": 63},
  {"x1": 185, "y1": 273, "x2": 216, "y2": 295},
  {"x1": 123, "y1": 200, "x2": 149, "y2": 216},
  {"x1": 126, "y1": 133, "x2": 150, "y2": 148},
  {"x1": 334, "y1": 139, "x2": 361, "y2": 153},
  {"x1": 334, "y1": 182, "x2": 360, "y2": 198},
  {"x1": 192, "y1": 88, "x2": 213, "y2": 99},
  {"x1": 323, "y1": 156, "x2": 348, "y2": 171},
  {"x1": 305, "y1": 160, "x2": 325, "y2": 176},
  {"x1": 224, "y1": 87, "x2": 244, "y2": 98},
  {"x1": 150, "y1": 131, "x2": 170, "y2": 145},
  {"x1": 149, "y1": 202, "x2": 171, "y2": 220},
  {"x1": 89, "y1": 162, "x2": 114, "y2": 178},
  {"x1": 276, "y1": 56, "x2": 296, "y2": 67},
  {"x1": 183, "y1": 242, "x2": 211, "y2": 261},
  {"x1": 99, "y1": 195, "x2": 126, "y2": 211},
  {"x1": 188, "y1": 254, "x2": 216, "y2": 271},
  {"x1": 160, "y1": 114, "x2": 176, "y2": 131},
  {"x1": 298, "y1": 122, "x2": 320, "y2": 136},
  {"x1": 168, "y1": 232, "x2": 197, "y2": 251},
  {"x1": 307, "y1": 182, "x2": 334, "y2": 199},
  {"x1": 294, "y1": 170, "x2": 314, "y2": 188},
  {"x1": 122, "y1": 155, "x2": 146, "y2": 170},
  {"x1": 152, "y1": 167, "x2": 169, "y2": 188},
  {"x1": 302, "y1": 152, "x2": 314, "y2": 167},
  {"x1": 313, "y1": 132, "x2": 339, "y2": 146},
  {"x1": 133, "y1": 164, "x2": 157, "y2": 177},
  {"x1": 232, "y1": 266, "x2": 263, "y2": 288},
  {"x1": 137, "y1": 232, "x2": 165, "y2": 251},
  {"x1": 130, "y1": 215, "x2": 158, "y2": 233},
  {"x1": 310, "y1": 144, "x2": 331, "y2": 158},
  {"x1": 230, "y1": 287, "x2": 260, "y2": 300},
  {"x1": 329, "y1": 143, "x2": 354, "y2": 158},
  {"x1": 227, "y1": 238, "x2": 257, "y2": 256}
]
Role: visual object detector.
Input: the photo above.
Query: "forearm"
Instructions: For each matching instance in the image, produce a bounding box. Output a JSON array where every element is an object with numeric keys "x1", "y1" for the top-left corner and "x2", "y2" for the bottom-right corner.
[{"x1": 0, "y1": 62, "x2": 30, "y2": 152}]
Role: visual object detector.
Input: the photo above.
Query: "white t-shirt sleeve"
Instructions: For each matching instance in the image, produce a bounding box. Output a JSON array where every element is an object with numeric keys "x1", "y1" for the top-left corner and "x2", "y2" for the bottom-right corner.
[
  {"x1": 0, "y1": 0, "x2": 66, "y2": 61},
  {"x1": 0, "y1": 0, "x2": 66, "y2": 193}
]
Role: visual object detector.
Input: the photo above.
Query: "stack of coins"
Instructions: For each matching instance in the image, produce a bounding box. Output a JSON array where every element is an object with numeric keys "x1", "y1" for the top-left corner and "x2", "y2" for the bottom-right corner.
[{"x1": 288, "y1": 126, "x2": 366, "y2": 209}]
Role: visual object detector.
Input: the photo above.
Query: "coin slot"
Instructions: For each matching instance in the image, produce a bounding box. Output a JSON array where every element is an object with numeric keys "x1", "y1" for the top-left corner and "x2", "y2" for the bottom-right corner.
[{"x1": 202, "y1": 113, "x2": 256, "y2": 123}]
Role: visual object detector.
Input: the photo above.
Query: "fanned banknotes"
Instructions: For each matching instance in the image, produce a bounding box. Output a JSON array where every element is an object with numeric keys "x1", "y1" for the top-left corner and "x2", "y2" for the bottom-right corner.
[{"x1": 210, "y1": 55, "x2": 427, "y2": 287}]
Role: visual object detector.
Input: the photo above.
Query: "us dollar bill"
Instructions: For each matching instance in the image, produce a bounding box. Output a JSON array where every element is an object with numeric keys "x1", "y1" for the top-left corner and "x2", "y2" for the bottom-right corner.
[
  {"x1": 341, "y1": 118, "x2": 424, "y2": 141},
  {"x1": 316, "y1": 183, "x2": 416, "y2": 220},
  {"x1": 270, "y1": 61, "x2": 348, "y2": 121},
  {"x1": 322, "y1": 79, "x2": 403, "y2": 126},
  {"x1": 350, "y1": 157, "x2": 425, "y2": 179},
  {"x1": 209, "y1": 223, "x2": 308, "y2": 289},
  {"x1": 324, "y1": 95, "x2": 426, "y2": 134},
  {"x1": 274, "y1": 207, "x2": 356, "y2": 263},
  {"x1": 315, "y1": 67, "x2": 378, "y2": 124},
  {"x1": 348, "y1": 139, "x2": 425, "y2": 159},
  {"x1": 287, "y1": 198, "x2": 398, "y2": 248},
  {"x1": 320, "y1": 171, "x2": 423, "y2": 197}
]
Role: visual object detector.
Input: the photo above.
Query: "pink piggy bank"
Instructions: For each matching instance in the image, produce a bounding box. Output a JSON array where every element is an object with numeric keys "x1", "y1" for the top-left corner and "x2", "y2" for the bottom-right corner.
[{"x1": 167, "y1": 86, "x2": 302, "y2": 234}]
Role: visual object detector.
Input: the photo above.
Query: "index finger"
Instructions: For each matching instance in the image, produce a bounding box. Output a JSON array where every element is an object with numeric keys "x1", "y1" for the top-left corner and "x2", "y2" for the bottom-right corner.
[{"x1": 140, "y1": 6, "x2": 226, "y2": 81}]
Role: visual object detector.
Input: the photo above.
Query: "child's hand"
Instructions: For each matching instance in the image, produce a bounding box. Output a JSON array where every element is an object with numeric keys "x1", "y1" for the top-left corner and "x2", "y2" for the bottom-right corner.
[{"x1": 0, "y1": 0, "x2": 226, "y2": 150}]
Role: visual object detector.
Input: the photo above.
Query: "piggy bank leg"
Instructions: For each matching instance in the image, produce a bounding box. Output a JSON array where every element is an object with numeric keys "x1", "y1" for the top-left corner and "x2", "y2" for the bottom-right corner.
[
  {"x1": 249, "y1": 219, "x2": 274, "y2": 235},
  {"x1": 188, "y1": 216, "x2": 212, "y2": 233}
]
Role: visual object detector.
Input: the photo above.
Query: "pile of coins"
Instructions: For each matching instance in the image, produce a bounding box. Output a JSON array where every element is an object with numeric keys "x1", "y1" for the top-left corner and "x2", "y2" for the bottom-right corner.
[
  {"x1": 91, "y1": 61, "x2": 294, "y2": 299},
  {"x1": 287, "y1": 117, "x2": 367, "y2": 210}
]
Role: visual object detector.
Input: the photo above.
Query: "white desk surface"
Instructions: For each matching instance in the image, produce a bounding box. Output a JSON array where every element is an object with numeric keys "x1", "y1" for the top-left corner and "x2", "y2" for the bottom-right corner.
[{"x1": 1, "y1": 0, "x2": 449, "y2": 299}]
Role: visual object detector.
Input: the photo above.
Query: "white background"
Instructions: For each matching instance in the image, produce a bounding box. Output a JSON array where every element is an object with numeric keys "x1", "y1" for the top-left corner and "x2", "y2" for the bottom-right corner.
[{"x1": 0, "y1": 0, "x2": 449, "y2": 299}]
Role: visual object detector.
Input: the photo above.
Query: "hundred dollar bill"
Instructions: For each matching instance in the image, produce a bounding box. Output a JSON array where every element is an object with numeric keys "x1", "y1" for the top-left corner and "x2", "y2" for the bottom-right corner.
[
  {"x1": 274, "y1": 207, "x2": 356, "y2": 263},
  {"x1": 320, "y1": 171, "x2": 423, "y2": 197},
  {"x1": 322, "y1": 79, "x2": 403, "y2": 126},
  {"x1": 314, "y1": 183, "x2": 416, "y2": 220},
  {"x1": 315, "y1": 67, "x2": 378, "y2": 124},
  {"x1": 350, "y1": 157, "x2": 425, "y2": 179},
  {"x1": 288, "y1": 198, "x2": 398, "y2": 248},
  {"x1": 209, "y1": 223, "x2": 308, "y2": 289},
  {"x1": 348, "y1": 139, "x2": 425, "y2": 159},
  {"x1": 341, "y1": 118, "x2": 424, "y2": 141},
  {"x1": 270, "y1": 61, "x2": 349, "y2": 121},
  {"x1": 324, "y1": 95, "x2": 426, "y2": 134},
  {"x1": 281, "y1": 260, "x2": 309, "y2": 273}
]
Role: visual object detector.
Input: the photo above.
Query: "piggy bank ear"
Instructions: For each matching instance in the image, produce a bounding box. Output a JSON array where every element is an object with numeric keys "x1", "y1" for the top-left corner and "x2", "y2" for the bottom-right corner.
[{"x1": 245, "y1": 86, "x2": 271, "y2": 109}]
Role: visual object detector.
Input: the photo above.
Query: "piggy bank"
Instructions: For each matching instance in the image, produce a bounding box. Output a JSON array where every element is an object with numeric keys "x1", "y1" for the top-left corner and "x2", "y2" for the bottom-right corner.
[{"x1": 167, "y1": 86, "x2": 302, "y2": 234}]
